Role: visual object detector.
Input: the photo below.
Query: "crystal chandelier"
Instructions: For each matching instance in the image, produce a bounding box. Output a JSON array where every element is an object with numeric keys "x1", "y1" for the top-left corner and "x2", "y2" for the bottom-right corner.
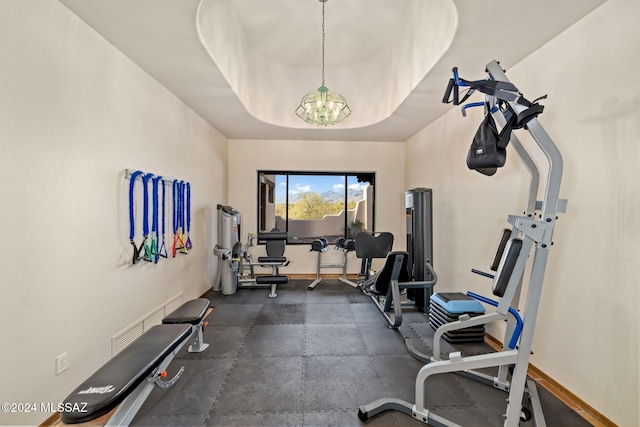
[{"x1": 295, "y1": 0, "x2": 351, "y2": 126}]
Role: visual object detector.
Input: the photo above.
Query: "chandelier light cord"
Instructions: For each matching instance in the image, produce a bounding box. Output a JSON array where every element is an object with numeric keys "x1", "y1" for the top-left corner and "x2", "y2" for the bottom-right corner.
[{"x1": 321, "y1": 0, "x2": 325, "y2": 87}]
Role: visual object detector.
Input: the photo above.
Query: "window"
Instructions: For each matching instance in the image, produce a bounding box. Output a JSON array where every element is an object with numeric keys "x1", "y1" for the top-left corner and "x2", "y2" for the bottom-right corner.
[{"x1": 258, "y1": 171, "x2": 375, "y2": 244}]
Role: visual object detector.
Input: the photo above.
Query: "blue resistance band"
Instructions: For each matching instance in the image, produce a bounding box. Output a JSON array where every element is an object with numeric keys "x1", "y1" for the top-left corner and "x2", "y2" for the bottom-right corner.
[
  {"x1": 128, "y1": 170, "x2": 144, "y2": 264},
  {"x1": 172, "y1": 180, "x2": 178, "y2": 237},
  {"x1": 466, "y1": 291, "x2": 523, "y2": 349},
  {"x1": 140, "y1": 173, "x2": 154, "y2": 262},
  {"x1": 152, "y1": 175, "x2": 163, "y2": 263},
  {"x1": 178, "y1": 181, "x2": 187, "y2": 253},
  {"x1": 178, "y1": 181, "x2": 184, "y2": 235},
  {"x1": 185, "y1": 182, "x2": 192, "y2": 250},
  {"x1": 158, "y1": 177, "x2": 168, "y2": 259}
]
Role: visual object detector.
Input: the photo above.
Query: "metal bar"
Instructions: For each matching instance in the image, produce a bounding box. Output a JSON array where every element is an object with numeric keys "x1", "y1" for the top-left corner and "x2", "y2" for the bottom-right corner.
[
  {"x1": 414, "y1": 350, "x2": 519, "y2": 415},
  {"x1": 485, "y1": 61, "x2": 565, "y2": 222},
  {"x1": 491, "y1": 108, "x2": 539, "y2": 216},
  {"x1": 125, "y1": 168, "x2": 181, "y2": 185}
]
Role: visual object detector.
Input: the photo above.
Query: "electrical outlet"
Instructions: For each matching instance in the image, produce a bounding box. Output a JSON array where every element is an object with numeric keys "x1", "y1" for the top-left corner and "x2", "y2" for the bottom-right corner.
[{"x1": 56, "y1": 352, "x2": 68, "y2": 375}]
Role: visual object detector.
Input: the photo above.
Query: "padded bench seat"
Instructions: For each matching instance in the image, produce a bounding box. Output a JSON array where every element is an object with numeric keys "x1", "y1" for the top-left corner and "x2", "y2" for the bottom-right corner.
[
  {"x1": 61, "y1": 324, "x2": 192, "y2": 424},
  {"x1": 162, "y1": 298, "x2": 210, "y2": 325},
  {"x1": 162, "y1": 298, "x2": 211, "y2": 353}
]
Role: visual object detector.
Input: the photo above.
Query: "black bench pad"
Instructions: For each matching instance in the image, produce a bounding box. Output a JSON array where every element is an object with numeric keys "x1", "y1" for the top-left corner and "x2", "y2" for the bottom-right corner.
[
  {"x1": 162, "y1": 298, "x2": 210, "y2": 325},
  {"x1": 61, "y1": 324, "x2": 191, "y2": 424},
  {"x1": 257, "y1": 256, "x2": 287, "y2": 263},
  {"x1": 256, "y1": 275, "x2": 288, "y2": 285}
]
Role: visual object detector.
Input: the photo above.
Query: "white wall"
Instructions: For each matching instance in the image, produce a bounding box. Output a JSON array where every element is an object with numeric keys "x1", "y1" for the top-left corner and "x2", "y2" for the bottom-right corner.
[
  {"x1": 228, "y1": 139, "x2": 406, "y2": 276},
  {"x1": 405, "y1": 0, "x2": 640, "y2": 425},
  {"x1": 0, "y1": 1, "x2": 228, "y2": 425}
]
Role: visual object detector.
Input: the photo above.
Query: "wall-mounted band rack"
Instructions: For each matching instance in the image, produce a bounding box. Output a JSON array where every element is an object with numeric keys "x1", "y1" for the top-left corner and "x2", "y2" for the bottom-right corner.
[{"x1": 125, "y1": 169, "x2": 193, "y2": 265}]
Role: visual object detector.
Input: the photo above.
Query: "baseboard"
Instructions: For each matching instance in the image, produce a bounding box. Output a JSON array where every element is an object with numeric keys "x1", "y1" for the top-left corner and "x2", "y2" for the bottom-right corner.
[
  {"x1": 39, "y1": 412, "x2": 59, "y2": 426},
  {"x1": 485, "y1": 334, "x2": 616, "y2": 427}
]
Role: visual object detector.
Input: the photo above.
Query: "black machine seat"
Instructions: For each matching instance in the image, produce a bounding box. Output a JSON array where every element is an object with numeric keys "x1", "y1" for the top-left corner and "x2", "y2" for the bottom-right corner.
[
  {"x1": 61, "y1": 324, "x2": 191, "y2": 424},
  {"x1": 162, "y1": 298, "x2": 210, "y2": 325},
  {"x1": 257, "y1": 228, "x2": 288, "y2": 264},
  {"x1": 366, "y1": 251, "x2": 410, "y2": 296}
]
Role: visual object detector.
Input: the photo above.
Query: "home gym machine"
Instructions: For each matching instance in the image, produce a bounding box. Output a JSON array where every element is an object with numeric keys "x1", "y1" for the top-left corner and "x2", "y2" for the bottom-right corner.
[
  {"x1": 359, "y1": 189, "x2": 438, "y2": 328},
  {"x1": 358, "y1": 60, "x2": 567, "y2": 427},
  {"x1": 213, "y1": 204, "x2": 289, "y2": 298}
]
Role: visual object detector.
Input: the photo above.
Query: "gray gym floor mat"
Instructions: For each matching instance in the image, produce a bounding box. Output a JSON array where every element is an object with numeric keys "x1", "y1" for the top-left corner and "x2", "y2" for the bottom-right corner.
[
  {"x1": 207, "y1": 303, "x2": 262, "y2": 326},
  {"x1": 305, "y1": 324, "x2": 366, "y2": 356},
  {"x1": 306, "y1": 288, "x2": 352, "y2": 304},
  {"x1": 214, "y1": 356, "x2": 305, "y2": 414},
  {"x1": 133, "y1": 413, "x2": 210, "y2": 426},
  {"x1": 349, "y1": 302, "x2": 384, "y2": 324},
  {"x1": 255, "y1": 303, "x2": 306, "y2": 325},
  {"x1": 303, "y1": 355, "x2": 386, "y2": 411},
  {"x1": 130, "y1": 280, "x2": 593, "y2": 427},
  {"x1": 241, "y1": 324, "x2": 305, "y2": 357},
  {"x1": 358, "y1": 323, "x2": 410, "y2": 355},
  {"x1": 207, "y1": 412, "x2": 304, "y2": 427},
  {"x1": 368, "y1": 354, "x2": 425, "y2": 402},
  {"x1": 306, "y1": 303, "x2": 356, "y2": 324}
]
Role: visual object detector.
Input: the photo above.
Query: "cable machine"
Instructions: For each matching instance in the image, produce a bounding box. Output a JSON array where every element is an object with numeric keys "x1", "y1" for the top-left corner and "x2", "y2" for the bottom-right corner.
[{"x1": 405, "y1": 187, "x2": 434, "y2": 313}]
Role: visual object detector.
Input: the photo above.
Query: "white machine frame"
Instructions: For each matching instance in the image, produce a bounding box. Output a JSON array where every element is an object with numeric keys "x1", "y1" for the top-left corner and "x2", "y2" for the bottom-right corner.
[{"x1": 358, "y1": 60, "x2": 567, "y2": 427}]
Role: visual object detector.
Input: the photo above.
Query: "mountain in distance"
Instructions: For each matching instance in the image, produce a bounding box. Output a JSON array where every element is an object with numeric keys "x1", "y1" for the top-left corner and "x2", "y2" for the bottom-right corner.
[{"x1": 276, "y1": 188, "x2": 363, "y2": 204}]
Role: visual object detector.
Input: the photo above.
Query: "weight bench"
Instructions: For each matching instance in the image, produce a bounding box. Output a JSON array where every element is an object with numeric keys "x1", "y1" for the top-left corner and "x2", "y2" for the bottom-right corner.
[
  {"x1": 61, "y1": 298, "x2": 211, "y2": 425},
  {"x1": 61, "y1": 324, "x2": 191, "y2": 426},
  {"x1": 162, "y1": 298, "x2": 210, "y2": 353}
]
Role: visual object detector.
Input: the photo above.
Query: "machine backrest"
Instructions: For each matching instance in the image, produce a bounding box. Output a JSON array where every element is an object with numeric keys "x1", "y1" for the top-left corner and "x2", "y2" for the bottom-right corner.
[
  {"x1": 371, "y1": 251, "x2": 410, "y2": 295},
  {"x1": 490, "y1": 229, "x2": 512, "y2": 271},
  {"x1": 258, "y1": 228, "x2": 287, "y2": 258},
  {"x1": 492, "y1": 238, "x2": 523, "y2": 297},
  {"x1": 354, "y1": 232, "x2": 394, "y2": 259}
]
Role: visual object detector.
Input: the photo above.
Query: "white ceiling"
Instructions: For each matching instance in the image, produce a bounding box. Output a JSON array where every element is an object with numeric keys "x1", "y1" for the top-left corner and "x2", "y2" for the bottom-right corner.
[{"x1": 58, "y1": 0, "x2": 606, "y2": 142}]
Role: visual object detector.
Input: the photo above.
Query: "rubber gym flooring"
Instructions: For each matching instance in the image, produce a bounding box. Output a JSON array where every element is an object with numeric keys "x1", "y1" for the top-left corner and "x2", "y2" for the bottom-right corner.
[{"x1": 131, "y1": 279, "x2": 592, "y2": 427}]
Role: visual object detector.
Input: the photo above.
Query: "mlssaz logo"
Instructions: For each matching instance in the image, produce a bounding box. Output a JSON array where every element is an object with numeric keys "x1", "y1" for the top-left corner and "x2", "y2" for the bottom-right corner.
[{"x1": 78, "y1": 385, "x2": 116, "y2": 395}]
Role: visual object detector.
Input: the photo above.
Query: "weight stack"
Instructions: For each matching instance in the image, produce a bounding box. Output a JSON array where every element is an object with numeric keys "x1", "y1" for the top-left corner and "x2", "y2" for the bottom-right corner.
[{"x1": 429, "y1": 292, "x2": 486, "y2": 343}]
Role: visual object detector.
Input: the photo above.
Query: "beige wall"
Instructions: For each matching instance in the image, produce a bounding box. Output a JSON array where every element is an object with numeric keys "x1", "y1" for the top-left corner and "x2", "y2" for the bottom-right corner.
[
  {"x1": 0, "y1": 1, "x2": 228, "y2": 425},
  {"x1": 228, "y1": 140, "x2": 406, "y2": 275},
  {"x1": 405, "y1": 0, "x2": 639, "y2": 425},
  {"x1": 2, "y1": 0, "x2": 638, "y2": 426}
]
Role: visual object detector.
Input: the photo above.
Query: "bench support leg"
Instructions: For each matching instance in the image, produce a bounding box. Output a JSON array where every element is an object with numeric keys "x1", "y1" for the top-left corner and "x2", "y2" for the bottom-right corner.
[
  {"x1": 269, "y1": 284, "x2": 277, "y2": 299},
  {"x1": 105, "y1": 347, "x2": 183, "y2": 427},
  {"x1": 188, "y1": 323, "x2": 209, "y2": 353}
]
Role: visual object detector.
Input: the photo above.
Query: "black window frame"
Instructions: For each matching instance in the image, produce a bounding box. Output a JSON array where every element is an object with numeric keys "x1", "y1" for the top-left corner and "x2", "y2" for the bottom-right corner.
[{"x1": 257, "y1": 170, "x2": 376, "y2": 245}]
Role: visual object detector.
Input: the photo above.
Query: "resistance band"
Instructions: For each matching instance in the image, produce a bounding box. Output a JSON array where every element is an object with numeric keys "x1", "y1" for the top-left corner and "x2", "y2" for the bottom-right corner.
[
  {"x1": 151, "y1": 175, "x2": 163, "y2": 263},
  {"x1": 158, "y1": 176, "x2": 168, "y2": 260},
  {"x1": 172, "y1": 180, "x2": 186, "y2": 257},
  {"x1": 140, "y1": 173, "x2": 155, "y2": 262},
  {"x1": 128, "y1": 170, "x2": 144, "y2": 264},
  {"x1": 185, "y1": 182, "x2": 192, "y2": 250}
]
